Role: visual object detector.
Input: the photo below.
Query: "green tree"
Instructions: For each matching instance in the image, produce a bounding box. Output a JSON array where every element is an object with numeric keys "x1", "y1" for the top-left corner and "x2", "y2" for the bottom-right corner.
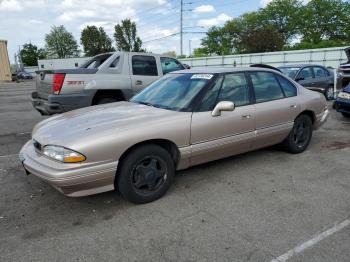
[
  {"x1": 45, "y1": 25, "x2": 80, "y2": 58},
  {"x1": 20, "y1": 43, "x2": 46, "y2": 66},
  {"x1": 114, "y1": 19, "x2": 143, "y2": 52},
  {"x1": 299, "y1": 0, "x2": 350, "y2": 44},
  {"x1": 192, "y1": 47, "x2": 207, "y2": 57},
  {"x1": 161, "y1": 51, "x2": 177, "y2": 58},
  {"x1": 260, "y1": 0, "x2": 302, "y2": 45},
  {"x1": 240, "y1": 25, "x2": 285, "y2": 53},
  {"x1": 80, "y1": 26, "x2": 114, "y2": 56},
  {"x1": 200, "y1": 26, "x2": 233, "y2": 55}
]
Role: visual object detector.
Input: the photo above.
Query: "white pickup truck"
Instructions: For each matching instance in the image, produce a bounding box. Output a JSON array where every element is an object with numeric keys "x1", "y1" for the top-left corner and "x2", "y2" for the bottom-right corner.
[{"x1": 32, "y1": 52, "x2": 186, "y2": 115}]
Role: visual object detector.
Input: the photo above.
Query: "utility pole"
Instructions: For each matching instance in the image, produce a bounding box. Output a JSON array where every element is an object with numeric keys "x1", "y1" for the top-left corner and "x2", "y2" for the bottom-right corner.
[
  {"x1": 180, "y1": 0, "x2": 183, "y2": 56},
  {"x1": 18, "y1": 45, "x2": 23, "y2": 71},
  {"x1": 189, "y1": 40, "x2": 191, "y2": 57}
]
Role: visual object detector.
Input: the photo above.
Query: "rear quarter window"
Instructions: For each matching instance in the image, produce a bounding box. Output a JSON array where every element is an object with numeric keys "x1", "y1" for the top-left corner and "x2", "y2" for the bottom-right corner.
[{"x1": 277, "y1": 75, "x2": 297, "y2": 97}]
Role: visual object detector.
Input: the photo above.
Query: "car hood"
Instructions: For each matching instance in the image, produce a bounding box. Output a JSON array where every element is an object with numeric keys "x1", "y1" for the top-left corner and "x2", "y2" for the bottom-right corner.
[
  {"x1": 343, "y1": 85, "x2": 350, "y2": 93},
  {"x1": 33, "y1": 102, "x2": 185, "y2": 146}
]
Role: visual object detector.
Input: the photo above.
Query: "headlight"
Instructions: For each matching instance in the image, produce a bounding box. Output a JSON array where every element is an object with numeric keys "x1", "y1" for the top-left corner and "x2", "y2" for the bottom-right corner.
[
  {"x1": 42, "y1": 145, "x2": 86, "y2": 163},
  {"x1": 338, "y1": 91, "x2": 350, "y2": 100}
]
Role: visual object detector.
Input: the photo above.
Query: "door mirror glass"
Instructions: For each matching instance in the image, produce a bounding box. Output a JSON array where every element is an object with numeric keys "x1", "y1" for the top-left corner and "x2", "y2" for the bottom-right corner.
[{"x1": 212, "y1": 101, "x2": 235, "y2": 117}]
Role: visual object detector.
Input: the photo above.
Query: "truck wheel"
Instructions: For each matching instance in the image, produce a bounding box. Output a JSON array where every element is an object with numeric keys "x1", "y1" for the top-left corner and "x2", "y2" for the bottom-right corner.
[
  {"x1": 95, "y1": 97, "x2": 119, "y2": 105},
  {"x1": 116, "y1": 144, "x2": 175, "y2": 204},
  {"x1": 282, "y1": 114, "x2": 313, "y2": 154}
]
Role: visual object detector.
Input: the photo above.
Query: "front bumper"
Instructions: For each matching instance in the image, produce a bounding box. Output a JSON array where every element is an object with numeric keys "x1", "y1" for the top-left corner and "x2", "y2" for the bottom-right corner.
[
  {"x1": 334, "y1": 98, "x2": 350, "y2": 114},
  {"x1": 314, "y1": 108, "x2": 329, "y2": 130},
  {"x1": 31, "y1": 91, "x2": 94, "y2": 115},
  {"x1": 305, "y1": 86, "x2": 326, "y2": 93},
  {"x1": 19, "y1": 140, "x2": 118, "y2": 197}
]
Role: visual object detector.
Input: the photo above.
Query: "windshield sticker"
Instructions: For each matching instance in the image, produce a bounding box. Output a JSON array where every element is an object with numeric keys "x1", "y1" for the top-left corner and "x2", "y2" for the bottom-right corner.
[{"x1": 191, "y1": 74, "x2": 213, "y2": 80}]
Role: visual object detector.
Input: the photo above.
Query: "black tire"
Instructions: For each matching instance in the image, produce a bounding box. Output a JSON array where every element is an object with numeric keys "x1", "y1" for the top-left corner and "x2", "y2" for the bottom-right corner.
[
  {"x1": 117, "y1": 144, "x2": 175, "y2": 204},
  {"x1": 95, "y1": 97, "x2": 119, "y2": 105},
  {"x1": 342, "y1": 112, "x2": 350, "y2": 118},
  {"x1": 324, "y1": 86, "x2": 334, "y2": 101},
  {"x1": 283, "y1": 114, "x2": 313, "y2": 154}
]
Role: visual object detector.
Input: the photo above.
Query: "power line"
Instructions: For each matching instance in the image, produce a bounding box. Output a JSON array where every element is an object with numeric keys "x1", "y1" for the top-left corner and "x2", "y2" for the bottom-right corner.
[
  {"x1": 143, "y1": 31, "x2": 207, "y2": 44},
  {"x1": 143, "y1": 33, "x2": 180, "y2": 43}
]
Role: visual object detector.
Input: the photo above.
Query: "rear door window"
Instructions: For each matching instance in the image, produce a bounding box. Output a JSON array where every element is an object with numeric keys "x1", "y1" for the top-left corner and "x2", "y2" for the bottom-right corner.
[
  {"x1": 277, "y1": 75, "x2": 297, "y2": 97},
  {"x1": 132, "y1": 55, "x2": 158, "y2": 76},
  {"x1": 313, "y1": 66, "x2": 329, "y2": 77},
  {"x1": 249, "y1": 72, "x2": 284, "y2": 103}
]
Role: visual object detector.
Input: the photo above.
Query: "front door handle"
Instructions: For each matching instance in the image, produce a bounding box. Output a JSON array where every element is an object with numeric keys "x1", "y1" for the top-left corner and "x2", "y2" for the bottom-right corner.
[
  {"x1": 136, "y1": 80, "x2": 143, "y2": 86},
  {"x1": 241, "y1": 114, "x2": 251, "y2": 119},
  {"x1": 290, "y1": 104, "x2": 297, "y2": 108}
]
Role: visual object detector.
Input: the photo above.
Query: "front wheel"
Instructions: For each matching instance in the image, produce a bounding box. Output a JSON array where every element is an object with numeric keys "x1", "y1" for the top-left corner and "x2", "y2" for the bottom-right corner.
[
  {"x1": 117, "y1": 144, "x2": 175, "y2": 204},
  {"x1": 283, "y1": 115, "x2": 313, "y2": 154}
]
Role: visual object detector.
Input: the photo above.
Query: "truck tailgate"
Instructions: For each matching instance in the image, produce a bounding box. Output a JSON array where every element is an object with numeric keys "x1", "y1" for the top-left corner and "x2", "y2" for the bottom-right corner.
[{"x1": 36, "y1": 70, "x2": 54, "y2": 100}]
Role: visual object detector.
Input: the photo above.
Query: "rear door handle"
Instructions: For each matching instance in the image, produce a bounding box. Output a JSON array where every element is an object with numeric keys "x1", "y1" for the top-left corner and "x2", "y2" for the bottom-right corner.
[
  {"x1": 136, "y1": 80, "x2": 143, "y2": 85},
  {"x1": 290, "y1": 104, "x2": 297, "y2": 108},
  {"x1": 241, "y1": 114, "x2": 251, "y2": 119}
]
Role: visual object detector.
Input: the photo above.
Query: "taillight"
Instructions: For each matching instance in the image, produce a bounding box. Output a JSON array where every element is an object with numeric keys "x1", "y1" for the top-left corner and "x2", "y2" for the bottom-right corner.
[{"x1": 53, "y1": 73, "x2": 65, "y2": 94}]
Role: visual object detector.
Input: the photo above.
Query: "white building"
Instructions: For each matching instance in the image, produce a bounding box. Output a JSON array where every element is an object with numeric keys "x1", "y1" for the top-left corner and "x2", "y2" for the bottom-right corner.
[{"x1": 180, "y1": 46, "x2": 348, "y2": 69}]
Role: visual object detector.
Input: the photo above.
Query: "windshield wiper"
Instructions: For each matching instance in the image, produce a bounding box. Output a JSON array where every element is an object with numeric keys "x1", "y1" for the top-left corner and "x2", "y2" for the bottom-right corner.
[{"x1": 134, "y1": 101, "x2": 154, "y2": 107}]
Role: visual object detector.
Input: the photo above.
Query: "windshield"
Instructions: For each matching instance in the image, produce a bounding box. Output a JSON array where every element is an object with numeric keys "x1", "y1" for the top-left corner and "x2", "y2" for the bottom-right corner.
[
  {"x1": 279, "y1": 67, "x2": 301, "y2": 79},
  {"x1": 131, "y1": 73, "x2": 214, "y2": 111}
]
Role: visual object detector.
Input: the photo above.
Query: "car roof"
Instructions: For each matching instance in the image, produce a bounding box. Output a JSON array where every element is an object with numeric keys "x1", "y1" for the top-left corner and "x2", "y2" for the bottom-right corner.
[
  {"x1": 169, "y1": 67, "x2": 280, "y2": 74},
  {"x1": 278, "y1": 64, "x2": 324, "y2": 68}
]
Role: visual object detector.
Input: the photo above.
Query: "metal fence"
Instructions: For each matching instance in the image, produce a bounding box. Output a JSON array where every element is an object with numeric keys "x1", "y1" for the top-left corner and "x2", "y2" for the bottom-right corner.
[{"x1": 180, "y1": 47, "x2": 348, "y2": 69}]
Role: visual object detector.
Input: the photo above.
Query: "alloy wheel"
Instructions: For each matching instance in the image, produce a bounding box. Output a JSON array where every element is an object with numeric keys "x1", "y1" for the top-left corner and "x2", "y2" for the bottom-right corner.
[
  {"x1": 293, "y1": 120, "x2": 311, "y2": 148},
  {"x1": 131, "y1": 156, "x2": 168, "y2": 196}
]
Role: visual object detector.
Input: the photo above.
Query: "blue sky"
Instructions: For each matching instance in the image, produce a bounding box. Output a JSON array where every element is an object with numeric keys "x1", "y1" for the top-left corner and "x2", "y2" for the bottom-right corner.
[{"x1": 0, "y1": 0, "x2": 270, "y2": 62}]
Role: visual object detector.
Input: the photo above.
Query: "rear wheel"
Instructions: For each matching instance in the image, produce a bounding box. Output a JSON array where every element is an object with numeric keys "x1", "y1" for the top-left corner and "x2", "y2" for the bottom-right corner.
[
  {"x1": 324, "y1": 86, "x2": 334, "y2": 101},
  {"x1": 283, "y1": 114, "x2": 313, "y2": 154},
  {"x1": 342, "y1": 112, "x2": 350, "y2": 118},
  {"x1": 117, "y1": 144, "x2": 175, "y2": 204}
]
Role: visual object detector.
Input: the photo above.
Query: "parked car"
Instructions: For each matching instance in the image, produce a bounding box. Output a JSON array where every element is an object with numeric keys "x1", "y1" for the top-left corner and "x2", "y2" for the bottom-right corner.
[
  {"x1": 17, "y1": 71, "x2": 33, "y2": 80},
  {"x1": 32, "y1": 52, "x2": 186, "y2": 115},
  {"x1": 278, "y1": 64, "x2": 334, "y2": 100},
  {"x1": 337, "y1": 47, "x2": 350, "y2": 90},
  {"x1": 11, "y1": 73, "x2": 18, "y2": 82},
  {"x1": 334, "y1": 84, "x2": 350, "y2": 118},
  {"x1": 20, "y1": 67, "x2": 329, "y2": 204}
]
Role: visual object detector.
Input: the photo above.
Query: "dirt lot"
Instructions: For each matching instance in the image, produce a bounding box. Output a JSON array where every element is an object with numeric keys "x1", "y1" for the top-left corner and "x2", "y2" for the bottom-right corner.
[{"x1": 0, "y1": 80, "x2": 349, "y2": 262}]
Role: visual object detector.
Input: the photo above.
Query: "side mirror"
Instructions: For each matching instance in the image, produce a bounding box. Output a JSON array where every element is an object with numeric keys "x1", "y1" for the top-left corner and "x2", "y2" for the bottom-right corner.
[
  {"x1": 295, "y1": 77, "x2": 305, "y2": 82},
  {"x1": 183, "y1": 63, "x2": 191, "y2": 69},
  {"x1": 212, "y1": 101, "x2": 235, "y2": 117}
]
